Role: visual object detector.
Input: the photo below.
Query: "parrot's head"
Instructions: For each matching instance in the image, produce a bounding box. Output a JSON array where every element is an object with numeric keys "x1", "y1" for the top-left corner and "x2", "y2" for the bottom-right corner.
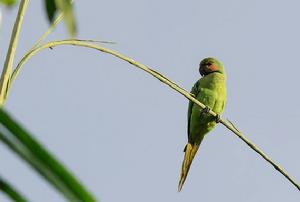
[{"x1": 199, "y1": 57, "x2": 225, "y2": 77}]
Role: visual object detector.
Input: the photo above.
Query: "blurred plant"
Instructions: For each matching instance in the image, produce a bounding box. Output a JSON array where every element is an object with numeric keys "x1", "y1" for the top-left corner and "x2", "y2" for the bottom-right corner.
[
  {"x1": 0, "y1": 1, "x2": 96, "y2": 201},
  {"x1": 45, "y1": 0, "x2": 76, "y2": 36},
  {"x1": 0, "y1": 0, "x2": 16, "y2": 7},
  {"x1": 0, "y1": 175, "x2": 27, "y2": 202},
  {"x1": 0, "y1": 0, "x2": 75, "y2": 35},
  {"x1": 0, "y1": 8, "x2": 2, "y2": 28},
  {"x1": 0, "y1": 108, "x2": 96, "y2": 201}
]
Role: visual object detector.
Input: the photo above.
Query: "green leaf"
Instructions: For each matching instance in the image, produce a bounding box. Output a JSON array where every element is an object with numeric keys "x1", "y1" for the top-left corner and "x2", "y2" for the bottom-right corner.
[
  {"x1": 0, "y1": 176, "x2": 28, "y2": 202},
  {"x1": 44, "y1": 0, "x2": 57, "y2": 22},
  {"x1": 0, "y1": 109, "x2": 96, "y2": 201},
  {"x1": 0, "y1": 0, "x2": 16, "y2": 6},
  {"x1": 55, "y1": 0, "x2": 76, "y2": 36}
]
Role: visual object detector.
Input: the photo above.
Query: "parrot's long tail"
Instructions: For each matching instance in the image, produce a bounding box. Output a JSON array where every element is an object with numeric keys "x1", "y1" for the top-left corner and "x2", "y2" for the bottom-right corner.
[{"x1": 178, "y1": 143, "x2": 200, "y2": 192}]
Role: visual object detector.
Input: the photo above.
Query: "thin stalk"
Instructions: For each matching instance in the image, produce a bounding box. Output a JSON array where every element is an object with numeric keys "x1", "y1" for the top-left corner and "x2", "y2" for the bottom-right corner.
[
  {"x1": 0, "y1": 0, "x2": 29, "y2": 106},
  {"x1": 30, "y1": 0, "x2": 75, "y2": 51},
  {"x1": 30, "y1": 13, "x2": 64, "y2": 50},
  {"x1": 9, "y1": 39, "x2": 300, "y2": 191}
]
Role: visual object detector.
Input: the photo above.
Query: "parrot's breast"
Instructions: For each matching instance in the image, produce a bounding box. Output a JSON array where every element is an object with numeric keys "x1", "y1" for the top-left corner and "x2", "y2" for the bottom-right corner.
[
  {"x1": 198, "y1": 72, "x2": 226, "y2": 112},
  {"x1": 188, "y1": 72, "x2": 226, "y2": 142}
]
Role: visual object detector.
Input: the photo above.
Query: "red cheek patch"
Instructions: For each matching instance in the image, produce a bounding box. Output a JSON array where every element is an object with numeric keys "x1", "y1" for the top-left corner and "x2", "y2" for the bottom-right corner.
[{"x1": 208, "y1": 64, "x2": 218, "y2": 71}]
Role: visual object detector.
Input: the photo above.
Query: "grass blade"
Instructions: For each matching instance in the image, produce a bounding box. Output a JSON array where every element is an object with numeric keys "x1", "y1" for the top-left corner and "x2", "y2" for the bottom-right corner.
[
  {"x1": 0, "y1": 175, "x2": 28, "y2": 202},
  {"x1": 0, "y1": 109, "x2": 96, "y2": 201}
]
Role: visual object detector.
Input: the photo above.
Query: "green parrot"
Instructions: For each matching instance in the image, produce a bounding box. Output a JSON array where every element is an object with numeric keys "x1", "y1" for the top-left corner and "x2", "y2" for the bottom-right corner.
[{"x1": 178, "y1": 57, "x2": 227, "y2": 191}]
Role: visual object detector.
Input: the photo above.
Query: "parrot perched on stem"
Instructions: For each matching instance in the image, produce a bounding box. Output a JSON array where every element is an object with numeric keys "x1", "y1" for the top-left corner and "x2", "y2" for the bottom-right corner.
[{"x1": 178, "y1": 57, "x2": 227, "y2": 191}]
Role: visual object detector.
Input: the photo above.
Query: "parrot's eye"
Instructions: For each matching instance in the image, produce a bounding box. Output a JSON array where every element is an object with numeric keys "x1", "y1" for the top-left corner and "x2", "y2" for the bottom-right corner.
[{"x1": 206, "y1": 63, "x2": 212, "y2": 66}]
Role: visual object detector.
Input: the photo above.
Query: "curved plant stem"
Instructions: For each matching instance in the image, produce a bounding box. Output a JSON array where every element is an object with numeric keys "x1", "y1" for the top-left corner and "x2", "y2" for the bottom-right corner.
[
  {"x1": 0, "y1": 0, "x2": 29, "y2": 106},
  {"x1": 9, "y1": 39, "x2": 300, "y2": 191}
]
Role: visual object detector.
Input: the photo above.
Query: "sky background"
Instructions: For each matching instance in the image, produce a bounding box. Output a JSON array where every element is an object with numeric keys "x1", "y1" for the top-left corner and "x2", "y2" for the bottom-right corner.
[{"x1": 0, "y1": 0, "x2": 300, "y2": 201}]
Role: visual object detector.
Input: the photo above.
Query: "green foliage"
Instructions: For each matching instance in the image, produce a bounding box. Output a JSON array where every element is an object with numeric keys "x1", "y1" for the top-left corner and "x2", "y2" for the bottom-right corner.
[
  {"x1": 44, "y1": 0, "x2": 76, "y2": 36},
  {"x1": 0, "y1": 0, "x2": 76, "y2": 35},
  {"x1": 0, "y1": 108, "x2": 96, "y2": 201},
  {"x1": 45, "y1": 0, "x2": 56, "y2": 22},
  {"x1": 0, "y1": 0, "x2": 16, "y2": 6}
]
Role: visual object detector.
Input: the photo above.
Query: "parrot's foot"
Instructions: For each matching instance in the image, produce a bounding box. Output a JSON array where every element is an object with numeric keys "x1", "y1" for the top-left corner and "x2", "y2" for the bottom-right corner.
[
  {"x1": 201, "y1": 106, "x2": 211, "y2": 114},
  {"x1": 215, "y1": 114, "x2": 221, "y2": 123},
  {"x1": 191, "y1": 93, "x2": 196, "y2": 98}
]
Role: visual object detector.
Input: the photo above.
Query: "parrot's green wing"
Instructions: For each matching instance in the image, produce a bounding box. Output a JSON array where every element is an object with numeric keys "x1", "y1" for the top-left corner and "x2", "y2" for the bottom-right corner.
[{"x1": 187, "y1": 80, "x2": 200, "y2": 137}]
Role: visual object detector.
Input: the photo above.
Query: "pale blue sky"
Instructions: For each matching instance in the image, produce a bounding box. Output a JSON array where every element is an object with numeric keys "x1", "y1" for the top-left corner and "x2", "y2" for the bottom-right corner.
[{"x1": 0, "y1": 0, "x2": 300, "y2": 201}]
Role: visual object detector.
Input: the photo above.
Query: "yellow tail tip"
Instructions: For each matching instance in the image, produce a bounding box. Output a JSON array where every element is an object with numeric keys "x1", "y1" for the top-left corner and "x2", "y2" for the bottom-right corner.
[
  {"x1": 178, "y1": 182, "x2": 183, "y2": 192},
  {"x1": 178, "y1": 143, "x2": 200, "y2": 192}
]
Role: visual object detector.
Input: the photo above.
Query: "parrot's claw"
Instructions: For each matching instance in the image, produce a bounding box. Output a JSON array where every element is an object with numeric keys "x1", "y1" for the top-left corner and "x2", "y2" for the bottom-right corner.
[
  {"x1": 191, "y1": 93, "x2": 196, "y2": 98},
  {"x1": 201, "y1": 106, "x2": 211, "y2": 114},
  {"x1": 215, "y1": 114, "x2": 221, "y2": 123}
]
